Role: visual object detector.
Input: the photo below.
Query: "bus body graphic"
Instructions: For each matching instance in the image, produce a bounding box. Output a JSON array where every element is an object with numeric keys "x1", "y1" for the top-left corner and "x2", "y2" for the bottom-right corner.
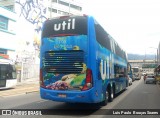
[{"x1": 40, "y1": 15, "x2": 128, "y2": 104}]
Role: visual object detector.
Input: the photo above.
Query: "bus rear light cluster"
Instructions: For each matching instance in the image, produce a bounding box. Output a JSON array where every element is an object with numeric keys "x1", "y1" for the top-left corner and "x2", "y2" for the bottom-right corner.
[{"x1": 82, "y1": 68, "x2": 93, "y2": 91}]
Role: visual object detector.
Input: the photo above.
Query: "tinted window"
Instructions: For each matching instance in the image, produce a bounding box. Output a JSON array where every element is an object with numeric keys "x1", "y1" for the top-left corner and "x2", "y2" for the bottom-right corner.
[
  {"x1": 42, "y1": 16, "x2": 87, "y2": 38},
  {"x1": 0, "y1": 16, "x2": 8, "y2": 30},
  {"x1": 133, "y1": 68, "x2": 139, "y2": 72},
  {"x1": 94, "y1": 21, "x2": 111, "y2": 50},
  {"x1": 115, "y1": 42, "x2": 126, "y2": 60},
  {"x1": 0, "y1": 64, "x2": 16, "y2": 79}
]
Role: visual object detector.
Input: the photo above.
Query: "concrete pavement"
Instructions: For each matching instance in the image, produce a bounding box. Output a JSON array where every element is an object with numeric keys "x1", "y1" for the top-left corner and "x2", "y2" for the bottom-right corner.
[{"x1": 0, "y1": 78, "x2": 39, "y2": 98}]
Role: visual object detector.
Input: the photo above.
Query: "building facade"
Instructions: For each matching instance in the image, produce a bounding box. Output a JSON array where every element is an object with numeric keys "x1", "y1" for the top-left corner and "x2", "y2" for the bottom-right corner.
[
  {"x1": 47, "y1": 0, "x2": 82, "y2": 18},
  {"x1": 0, "y1": 0, "x2": 83, "y2": 81},
  {"x1": 0, "y1": 0, "x2": 14, "y2": 11},
  {"x1": 0, "y1": 6, "x2": 17, "y2": 60},
  {"x1": 0, "y1": 0, "x2": 82, "y2": 61}
]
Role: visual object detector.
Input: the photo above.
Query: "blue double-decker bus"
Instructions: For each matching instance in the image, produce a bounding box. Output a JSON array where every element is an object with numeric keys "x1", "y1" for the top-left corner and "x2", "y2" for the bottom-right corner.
[{"x1": 40, "y1": 15, "x2": 128, "y2": 105}]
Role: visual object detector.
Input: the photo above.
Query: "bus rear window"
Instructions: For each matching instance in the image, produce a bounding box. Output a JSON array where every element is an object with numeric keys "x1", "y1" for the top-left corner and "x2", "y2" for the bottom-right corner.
[{"x1": 42, "y1": 16, "x2": 88, "y2": 38}]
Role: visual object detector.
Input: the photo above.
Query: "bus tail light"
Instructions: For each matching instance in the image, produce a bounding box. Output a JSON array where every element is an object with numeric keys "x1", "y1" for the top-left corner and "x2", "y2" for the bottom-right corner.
[
  {"x1": 82, "y1": 68, "x2": 93, "y2": 91},
  {"x1": 40, "y1": 69, "x2": 45, "y2": 88}
]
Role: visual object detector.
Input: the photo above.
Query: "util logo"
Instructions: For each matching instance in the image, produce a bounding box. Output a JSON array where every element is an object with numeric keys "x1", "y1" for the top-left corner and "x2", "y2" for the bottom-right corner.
[{"x1": 54, "y1": 18, "x2": 75, "y2": 31}]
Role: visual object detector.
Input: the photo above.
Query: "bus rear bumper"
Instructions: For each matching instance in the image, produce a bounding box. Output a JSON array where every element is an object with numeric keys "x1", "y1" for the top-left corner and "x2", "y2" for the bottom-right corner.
[{"x1": 40, "y1": 87, "x2": 101, "y2": 103}]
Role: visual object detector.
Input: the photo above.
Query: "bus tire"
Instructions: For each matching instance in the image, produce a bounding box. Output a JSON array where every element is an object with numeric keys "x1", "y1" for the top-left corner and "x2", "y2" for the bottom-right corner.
[
  {"x1": 108, "y1": 87, "x2": 114, "y2": 102},
  {"x1": 100, "y1": 91, "x2": 108, "y2": 106}
]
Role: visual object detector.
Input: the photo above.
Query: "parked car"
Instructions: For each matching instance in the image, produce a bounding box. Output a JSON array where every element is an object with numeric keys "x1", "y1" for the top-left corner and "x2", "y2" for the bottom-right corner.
[
  {"x1": 127, "y1": 75, "x2": 132, "y2": 86},
  {"x1": 132, "y1": 76, "x2": 135, "y2": 82},
  {"x1": 145, "y1": 75, "x2": 156, "y2": 84}
]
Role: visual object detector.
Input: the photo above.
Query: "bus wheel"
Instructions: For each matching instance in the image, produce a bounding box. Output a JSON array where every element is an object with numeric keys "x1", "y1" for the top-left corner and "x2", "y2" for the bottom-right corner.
[
  {"x1": 100, "y1": 91, "x2": 108, "y2": 106},
  {"x1": 108, "y1": 87, "x2": 114, "y2": 102}
]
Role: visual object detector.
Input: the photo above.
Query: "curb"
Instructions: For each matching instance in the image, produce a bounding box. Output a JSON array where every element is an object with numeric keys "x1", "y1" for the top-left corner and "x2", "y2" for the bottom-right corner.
[
  {"x1": 26, "y1": 90, "x2": 39, "y2": 94},
  {"x1": 0, "y1": 83, "x2": 39, "y2": 98},
  {"x1": 0, "y1": 91, "x2": 39, "y2": 98}
]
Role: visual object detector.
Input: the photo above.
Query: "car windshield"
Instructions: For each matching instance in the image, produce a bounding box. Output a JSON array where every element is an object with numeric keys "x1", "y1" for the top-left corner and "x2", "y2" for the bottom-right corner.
[{"x1": 147, "y1": 75, "x2": 154, "y2": 78}]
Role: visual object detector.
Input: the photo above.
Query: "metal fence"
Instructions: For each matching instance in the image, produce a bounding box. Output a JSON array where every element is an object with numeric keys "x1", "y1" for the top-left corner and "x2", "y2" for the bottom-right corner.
[
  {"x1": 23, "y1": 63, "x2": 39, "y2": 80},
  {"x1": 16, "y1": 62, "x2": 39, "y2": 82}
]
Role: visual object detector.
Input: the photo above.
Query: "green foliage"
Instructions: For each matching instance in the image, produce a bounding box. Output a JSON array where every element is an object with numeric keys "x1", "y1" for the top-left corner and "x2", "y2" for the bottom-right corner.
[
  {"x1": 70, "y1": 74, "x2": 86, "y2": 86},
  {"x1": 44, "y1": 73, "x2": 55, "y2": 80}
]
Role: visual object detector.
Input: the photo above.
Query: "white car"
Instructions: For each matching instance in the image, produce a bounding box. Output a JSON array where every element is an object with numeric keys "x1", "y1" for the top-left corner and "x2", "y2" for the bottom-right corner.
[
  {"x1": 127, "y1": 75, "x2": 132, "y2": 86},
  {"x1": 145, "y1": 75, "x2": 156, "y2": 84}
]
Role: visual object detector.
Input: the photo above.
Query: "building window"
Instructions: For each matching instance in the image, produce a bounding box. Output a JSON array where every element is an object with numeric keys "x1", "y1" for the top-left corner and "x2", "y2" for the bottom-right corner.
[
  {"x1": 5, "y1": 5, "x2": 14, "y2": 11},
  {"x1": 52, "y1": 0, "x2": 57, "y2": 3},
  {"x1": 70, "y1": 4, "x2": 82, "y2": 11},
  {"x1": 58, "y1": 0, "x2": 69, "y2": 7},
  {"x1": 48, "y1": 7, "x2": 57, "y2": 13},
  {"x1": 58, "y1": 10, "x2": 69, "y2": 15},
  {"x1": 52, "y1": 8, "x2": 57, "y2": 13},
  {"x1": 0, "y1": 16, "x2": 8, "y2": 30},
  {"x1": 0, "y1": 49, "x2": 7, "y2": 54},
  {"x1": 48, "y1": 7, "x2": 51, "y2": 12}
]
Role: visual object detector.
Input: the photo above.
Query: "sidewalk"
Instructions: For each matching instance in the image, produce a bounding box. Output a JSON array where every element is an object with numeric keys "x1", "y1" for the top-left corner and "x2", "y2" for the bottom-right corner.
[{"x1": 0, "y1": 78, "x2": 39, "y2": 98}]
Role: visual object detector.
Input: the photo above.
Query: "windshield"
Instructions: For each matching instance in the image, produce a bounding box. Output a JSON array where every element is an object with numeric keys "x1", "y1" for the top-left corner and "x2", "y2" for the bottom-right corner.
[
  {"x1": 132, "y1": 68, "x2": 139, "y2": 72},
  {"x1": 0, "y1": 64, "x2": 16, "y2": 80}
]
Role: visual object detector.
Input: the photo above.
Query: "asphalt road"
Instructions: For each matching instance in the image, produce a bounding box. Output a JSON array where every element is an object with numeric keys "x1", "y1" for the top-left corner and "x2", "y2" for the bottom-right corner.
[{"x1": 0, "y1": 78, "x2": 160, "y2": 118}]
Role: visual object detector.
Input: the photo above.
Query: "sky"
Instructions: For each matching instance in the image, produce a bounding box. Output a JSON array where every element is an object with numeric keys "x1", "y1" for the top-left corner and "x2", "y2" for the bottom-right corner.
[{"x1": 81, "y1": 0, "x2": 160, "y2": 55}]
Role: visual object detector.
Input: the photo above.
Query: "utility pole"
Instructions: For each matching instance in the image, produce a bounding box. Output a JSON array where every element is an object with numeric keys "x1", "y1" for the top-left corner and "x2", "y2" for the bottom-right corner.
[{"x1": 149, "y1": 47, "x2": 158, "y2": 64}]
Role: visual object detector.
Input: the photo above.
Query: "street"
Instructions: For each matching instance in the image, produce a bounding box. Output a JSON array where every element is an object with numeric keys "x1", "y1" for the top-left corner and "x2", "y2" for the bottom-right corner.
[{"x1": 0, "y1": 78, "x2": 160, "y2": 118}]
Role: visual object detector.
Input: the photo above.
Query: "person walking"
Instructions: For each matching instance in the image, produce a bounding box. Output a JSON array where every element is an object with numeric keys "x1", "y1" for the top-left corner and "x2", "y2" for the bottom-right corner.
[{"x1": 143, "y1": 74, "x2": 147, "y2": 83}]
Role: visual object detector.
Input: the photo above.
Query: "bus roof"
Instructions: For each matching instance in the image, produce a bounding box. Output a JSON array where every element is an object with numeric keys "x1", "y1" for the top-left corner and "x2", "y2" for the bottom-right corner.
[{"x1": 0, "y1": 58, "x2": 14, "y2": 65}]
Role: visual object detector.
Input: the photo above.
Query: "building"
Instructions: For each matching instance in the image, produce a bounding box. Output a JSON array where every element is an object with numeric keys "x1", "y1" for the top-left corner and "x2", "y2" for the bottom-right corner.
[
  {"x1": 0, "y1": 0, "x2": 83, "y2": 81},
  {"x1": 47, "y1": 0, "x2": 83, "y2": 18},
  {"x1": 0, "y1": 0, "x2": 83, "y2": 49},
  {"x1": 0, "y1": 6, "x2": 17, "y2": 61},
  {"x1": 158, "y1": 42, "x2": 160, "y2": 65},
  {"x1": 0, "y1": 0, "x2": 14, "y2": 11}
]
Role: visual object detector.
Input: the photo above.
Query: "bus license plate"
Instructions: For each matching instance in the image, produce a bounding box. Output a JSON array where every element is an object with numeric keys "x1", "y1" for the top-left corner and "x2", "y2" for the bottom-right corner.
[{"x1": 58, "y1": 94, "x2": 66, "y2": 98}]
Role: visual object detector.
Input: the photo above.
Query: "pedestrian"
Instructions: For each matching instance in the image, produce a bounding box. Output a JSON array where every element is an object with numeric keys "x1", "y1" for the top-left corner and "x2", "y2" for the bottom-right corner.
[{"x1": 143, "y1": 74, "x2": 147, "y2": 83}]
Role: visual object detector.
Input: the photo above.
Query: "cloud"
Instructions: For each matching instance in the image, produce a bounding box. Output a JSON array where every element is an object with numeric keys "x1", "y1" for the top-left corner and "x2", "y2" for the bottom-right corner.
[{"x1": 82, "y1": 0, "x2": 160, "y2": 54}]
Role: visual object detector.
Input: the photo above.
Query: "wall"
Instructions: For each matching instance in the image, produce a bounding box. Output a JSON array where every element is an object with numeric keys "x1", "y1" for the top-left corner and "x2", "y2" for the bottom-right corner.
[{"x1": 0, "y1": 6, "x2": 17, "y2": 60}]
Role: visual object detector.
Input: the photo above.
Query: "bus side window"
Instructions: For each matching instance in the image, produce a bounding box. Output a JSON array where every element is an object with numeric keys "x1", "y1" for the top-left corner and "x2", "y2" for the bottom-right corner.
[{"x1": 114, "y1": 65, "x2": 119, "y2": 78}]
